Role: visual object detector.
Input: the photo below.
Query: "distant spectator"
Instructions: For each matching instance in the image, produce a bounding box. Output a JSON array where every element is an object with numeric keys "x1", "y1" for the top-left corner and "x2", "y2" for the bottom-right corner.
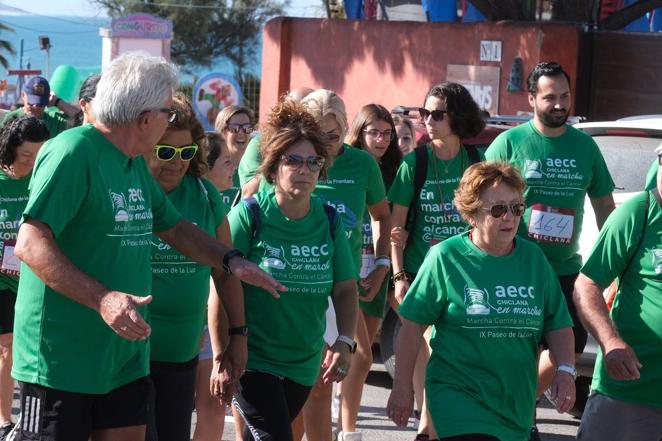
[
  {"x1": 69, "y1": 73, "x2": 101, "y2": 128},
  {"x1": 391, "y1": 114, "x2": 416, "y2": 155},
  {"x1": 2, "y1": 76, "x2": 78, "y2": 138}
]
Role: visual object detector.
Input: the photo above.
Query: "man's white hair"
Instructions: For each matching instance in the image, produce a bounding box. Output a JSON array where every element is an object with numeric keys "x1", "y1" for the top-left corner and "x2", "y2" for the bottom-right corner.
[{"x1": 93, "y1": 51, "x2": 178, "y2": 127}]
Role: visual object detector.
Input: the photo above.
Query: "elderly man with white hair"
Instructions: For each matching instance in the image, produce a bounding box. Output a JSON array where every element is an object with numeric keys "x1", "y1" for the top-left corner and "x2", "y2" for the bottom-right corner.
[
  {"x1": 574, "y1": 143, "x2": 662, "y2": 441},
  {"x1": 7, "y1": 52, "x2": 283, "y2": 441}
]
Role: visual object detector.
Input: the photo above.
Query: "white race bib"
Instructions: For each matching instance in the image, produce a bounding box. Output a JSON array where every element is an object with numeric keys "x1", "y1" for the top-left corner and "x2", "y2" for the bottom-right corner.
[
  {"x1": 527, "y1": 204, "x2": 575, "y2": 244},
  {"x1": 360, "y1": 248, "x2": 375, "y2": 279},
  {"x1": 1, "y1": 240, "x2": 20, "y2": 276}
]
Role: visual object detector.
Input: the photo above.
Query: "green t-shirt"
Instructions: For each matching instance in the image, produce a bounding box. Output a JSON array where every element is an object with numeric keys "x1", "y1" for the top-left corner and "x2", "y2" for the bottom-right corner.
[
  {"x1": 315, "y1": 145, "x2": 386, "y2": 273},
  {"x1": 644, "y1": 159, "x2": 658, "y2": 191},
  {"x1": 12, "y1": 125, "x2": 182, "y2": 394},
  {"x1": 150, "y1": 175, "x2": 228, "y2": 363},
  {"x1": 399, "y1": 233, "x2": 572, "y2": 441},
  {"x1": 219, "y1": 171, "x2": 241, "y2": 207},
  {"x1": 2, "y1": 107, "x2": 69, "y2": 139},
  {"x1": 580, "y1": 191, "x2": 662, "y2": 408},
  {"x1": 388, "y1": 145, "x2": 484, "y2": 273},
  {"x1": 0, "y1": 170, "x2": 30, "y2": 293},
  {"x1": 485, "y1": 121, "x2": 615, "y2": 275},
  {"x1": 238, "y1": 135, "x2": 262, "y2": 187},
  {"x1": 228, "y1": 192, "x2": 355, "y2": 385}
]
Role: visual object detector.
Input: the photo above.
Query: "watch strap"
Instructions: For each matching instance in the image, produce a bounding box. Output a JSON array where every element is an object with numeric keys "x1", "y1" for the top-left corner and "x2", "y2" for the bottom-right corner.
[
  {"x1": 229, "y1": 325, "x2": 249, "y2": 336},
  {"x1": 222, "y1": 249, "x2": 245, "y2": 275},
  {"x1": 335, "y1": 335, "x2": 356, "y2": 353},
  {"x1": 556, "y1": 363, "x2": 577, "y2": 379}
]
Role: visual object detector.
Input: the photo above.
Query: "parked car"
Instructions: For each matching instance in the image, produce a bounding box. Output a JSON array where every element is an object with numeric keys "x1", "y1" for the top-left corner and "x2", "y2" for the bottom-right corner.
[{"x1": 379, "y1": 114, "x2": 662, "y2": 416}]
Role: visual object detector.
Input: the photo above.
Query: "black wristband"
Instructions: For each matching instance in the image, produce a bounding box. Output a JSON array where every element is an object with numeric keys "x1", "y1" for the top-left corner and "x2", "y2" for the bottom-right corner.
[
  {"x1": 229, "y1": 325, "x2": 249, "y2": 336},
  {"x1": 222, "y1": 249, "x2": 245, "y2": 275},
  {"x1": 54, "y1": 97, "x2": 61, "y2": 107}
]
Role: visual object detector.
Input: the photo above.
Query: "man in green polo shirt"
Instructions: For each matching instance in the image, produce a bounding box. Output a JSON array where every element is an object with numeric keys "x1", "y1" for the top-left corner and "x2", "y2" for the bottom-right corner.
[
  {"x1": 574, "y1": 144, "x2": 662, "y2": 441},
  {"x1": 2, "y1": 76, "x2": 78, "y2": 138},
  {"x1": 7, "y1": 53, "x2": 283, "y2": 441}
]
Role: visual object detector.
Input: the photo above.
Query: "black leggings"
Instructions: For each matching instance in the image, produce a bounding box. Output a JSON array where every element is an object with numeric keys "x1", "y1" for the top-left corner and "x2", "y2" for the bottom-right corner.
[
  {"x1": 146, "y1": 357, "x2": 198, "y2": 441},
  {"x1": 440, "y1": 435, "x2": 500, "y2": 441},
  {"x1": 233, "y1": 371, "x2": 311, "y2": 441}
]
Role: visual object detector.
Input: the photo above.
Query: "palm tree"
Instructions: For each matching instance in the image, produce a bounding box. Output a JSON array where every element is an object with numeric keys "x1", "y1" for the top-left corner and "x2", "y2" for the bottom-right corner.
[{"x1": 0, "y1": 22, "x2": 15, "y2": 69}]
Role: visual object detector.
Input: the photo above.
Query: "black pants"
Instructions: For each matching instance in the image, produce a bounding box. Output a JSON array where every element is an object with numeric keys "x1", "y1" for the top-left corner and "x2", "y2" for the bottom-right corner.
[
  {"x1": 233, "y1": 371, "x2": 311, "y2": 441},
  {"x1": 145, "y1": 357, "x2": 198, "y2": 441}
]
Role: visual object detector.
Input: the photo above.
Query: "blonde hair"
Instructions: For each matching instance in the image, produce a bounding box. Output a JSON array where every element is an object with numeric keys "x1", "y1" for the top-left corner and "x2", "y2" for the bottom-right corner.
[
  {"x1": 454, "y1": 161, "x2": 526, "y2": 223},
  {"x1": 214, "y1": 105, "x2": 254, "y2": 133},
  {"x1": 300, "y1": 89, "x2": 348, "y2": 138}
]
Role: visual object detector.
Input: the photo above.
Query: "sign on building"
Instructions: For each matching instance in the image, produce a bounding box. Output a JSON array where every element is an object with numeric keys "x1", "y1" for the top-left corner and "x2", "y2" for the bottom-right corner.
[{"x1": 447, "y1": 64, "x2": 501, "y2": 116}]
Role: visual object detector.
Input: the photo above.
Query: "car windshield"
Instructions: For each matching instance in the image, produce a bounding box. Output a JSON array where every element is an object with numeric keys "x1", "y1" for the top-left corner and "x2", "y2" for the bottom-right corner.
[{"x1": 592, "y1": 135, "x2": 660, "y2": 193}]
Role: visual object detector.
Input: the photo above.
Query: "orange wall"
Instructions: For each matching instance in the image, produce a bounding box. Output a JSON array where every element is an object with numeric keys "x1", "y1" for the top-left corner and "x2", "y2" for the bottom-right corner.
[{"x1": 260, "y1": 17, "x2": 584, "y2": 123}]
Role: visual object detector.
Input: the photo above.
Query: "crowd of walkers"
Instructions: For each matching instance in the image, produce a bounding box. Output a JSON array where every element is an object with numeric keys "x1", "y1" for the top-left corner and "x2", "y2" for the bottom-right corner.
[{"x1": 0, "y1": 51, "x2": 660, "y2": 441}]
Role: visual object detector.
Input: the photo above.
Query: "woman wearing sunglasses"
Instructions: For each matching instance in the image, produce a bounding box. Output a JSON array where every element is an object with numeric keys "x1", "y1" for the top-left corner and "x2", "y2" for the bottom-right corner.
[
  {"x1": 143, "y1": 93, "x2": 240, "y2": 441},
  {"x1": 388, "y1": 82, "x2": 485, "y2": 440},
  {"x1": 388, "y1": 161, "x2": 575, "y2": 441},
  {"x1": 213, "y1": 99, "x2": 357, "y2": 440},
  {"x1": 299, "y1": 90, "x2": 390, "y2": 441},
  {"x1": 340, "y1": 103, "x2": 402, "y2": 438},
  {"x1": 214, "y1": 105, "x2": 255, "y2": 206}
]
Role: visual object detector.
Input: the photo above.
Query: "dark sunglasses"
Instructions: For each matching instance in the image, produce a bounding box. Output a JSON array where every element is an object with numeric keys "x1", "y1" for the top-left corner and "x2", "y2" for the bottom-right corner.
[
  {"x1": 280, "y1": 154, "x2": 325, "y2": 172},
  {"x1": 363, "y1": 129, "x2": 394, "y2": 139},
  {"x1": 154, "y1": 144, "x2": 198, "y2": 161},
  {"x1": 482, "y1": 202, "x2": 526, "y2": 218},
  {"x1": 418, "y1": 108, "x2": 447, "y2": 122},
  {"x1": 226, "y1": 123, "x2": 254, "y2": 134}
]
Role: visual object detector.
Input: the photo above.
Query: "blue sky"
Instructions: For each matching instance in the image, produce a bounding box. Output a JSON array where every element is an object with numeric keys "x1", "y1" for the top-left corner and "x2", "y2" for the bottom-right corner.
[{"x1": 0, "y1": 0, "x2": 324, "y2": 18}]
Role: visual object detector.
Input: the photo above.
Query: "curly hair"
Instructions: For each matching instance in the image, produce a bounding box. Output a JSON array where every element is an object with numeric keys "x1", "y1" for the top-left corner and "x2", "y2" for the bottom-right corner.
[
  {"x1": 424, "y1": 82, "x2": 485, "y2": 139},
  {"x1": 163, "y1": 92, "x2": 208, "y2": 177},
  {"x1": 346, "y1": 104, "x2": 402, "y2": 186},
  {"x1": 0, "y1": 115, "x2": 49, "y2": 168},
  {"x1": 259, "y1": 100, "x2": 329, "y2": 184},
  {"x1": 454, "y1": 161, "x2": 526, "y2": 224}
]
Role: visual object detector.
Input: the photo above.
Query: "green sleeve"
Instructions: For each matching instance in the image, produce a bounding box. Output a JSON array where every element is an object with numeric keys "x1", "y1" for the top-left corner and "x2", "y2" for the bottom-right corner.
[
  {"x1": 23, "y1": 143, "x2": 88, "y2": 236},
  {"x1": 484, "y1": 131, "x2": 511, "y2": 162},
  {"x1": 365, "y1": 155, "x2": 386, "y2": 206},
  {"x1": 331, "y1": 213, "x2": 358, "y2": 282},
  {"x1": 201, "y1": 177, "x2": 229, "y2": 227},
  {"x1": 238, "y1": 136, "x2": 262, "y2": 187},
  {"x1": 580, "y1": 192, "x2": 648, "y2": 288},
  {"x1": 227, "y1": 202, "x2": 253, "y2": 256},
  {"x1": 586, "y1": 140, "x2": 615, "y2": 199},
  {"x1": 541, "y1": 257, "x2": 574, "y2": 333},
  {"x1": 147, "y1": 166, "x2": 182, "y2": 232},
  {"x1": 397, "y1": 246, "x2": 447, "y2": 325},
  {"x1": 644, "y1": 160, "x2": 658, "y2": 191},
  {"x1": 387, "y1": 153, "x2": 416, "y2": 207}
]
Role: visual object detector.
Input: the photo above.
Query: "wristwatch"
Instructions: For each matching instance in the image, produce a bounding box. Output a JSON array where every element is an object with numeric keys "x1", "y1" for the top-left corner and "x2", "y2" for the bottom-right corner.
[
  {"x1": 556, "y1": 363, "x2": 577, "y2": 379},
  {"x1": 335, "y1": 335, "x2": 357, "y2": 353},
  {"x1": 222, "y1": 249, "x2": 245, "y2": 275},
  {"x1": 229, "y1": 326, "x2": 249, "y2": 336}
]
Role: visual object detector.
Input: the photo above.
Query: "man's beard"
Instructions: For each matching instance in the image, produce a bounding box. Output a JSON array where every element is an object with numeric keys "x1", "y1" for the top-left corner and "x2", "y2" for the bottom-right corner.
[{"x1": 538, "y1": 108, "x2": 569, "y2": 128}]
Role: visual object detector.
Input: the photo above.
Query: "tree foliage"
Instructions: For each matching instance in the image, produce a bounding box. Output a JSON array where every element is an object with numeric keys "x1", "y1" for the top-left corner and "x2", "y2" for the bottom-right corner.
[
  {"x1": 0, "y1": 22, "x2": 16, "y2": 69},
  {"x1": 92, "y1": 0, "x2": 286, "y2": 76}
]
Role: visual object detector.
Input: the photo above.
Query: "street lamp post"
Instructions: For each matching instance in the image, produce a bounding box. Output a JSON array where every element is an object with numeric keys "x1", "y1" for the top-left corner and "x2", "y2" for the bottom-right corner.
[{"x1": 38, "y1": 35, "x2": 51, "y2": 78}]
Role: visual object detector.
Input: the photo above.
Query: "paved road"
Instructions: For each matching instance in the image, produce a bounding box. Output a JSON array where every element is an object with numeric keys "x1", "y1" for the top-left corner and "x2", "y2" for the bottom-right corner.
[{"x1": 10, "y1": 356, "x2": 580, "y2": 440}]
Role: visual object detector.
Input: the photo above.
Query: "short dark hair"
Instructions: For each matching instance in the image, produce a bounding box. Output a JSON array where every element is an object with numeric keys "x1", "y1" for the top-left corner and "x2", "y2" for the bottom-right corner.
[
  {"x1": 424, "y1": 82, "x2": 485, "y2": 139},
  {"x1": 346, "y1": 103, "x2": 402, "y2": 185},
  {"x1": 527, "y1": 62, "x2": 571, "y2": 95},
  {"x1": 205, "y1": 132, "x2": 226, "y2": 169},
  {"x1": 70, "y1": 73, "x2": 102, "y2": 128},
  {"x1": 0, "y1": 115, "x2": 49, "y2": 167}
]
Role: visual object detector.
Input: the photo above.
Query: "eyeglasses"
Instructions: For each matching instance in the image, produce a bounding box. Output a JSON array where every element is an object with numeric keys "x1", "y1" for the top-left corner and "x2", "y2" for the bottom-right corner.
[
  {"x1": 225, "y1": 123, "x2": 254, "y2": 134},
  {"x1": 363, "y1": 129, "x2": 394, "y2": 139},
  {"x1": 325, "y1": 132, "x2": 341, "y2": 144},
  {"x1": 280, "y1": 154, "x2": 325, "y2": 172},
  {"x1": 154, "y1": 144, "x2": 198, "y2": 161},
  {"x1": 418, "y1": 108, "x2": 447, "y2": 122},
  {"x1": 154, "y1": 108, "x2": 178, "y2": 124},
  {"x1": 482, "y1": 202, "x2": 526, "y2": 218}
]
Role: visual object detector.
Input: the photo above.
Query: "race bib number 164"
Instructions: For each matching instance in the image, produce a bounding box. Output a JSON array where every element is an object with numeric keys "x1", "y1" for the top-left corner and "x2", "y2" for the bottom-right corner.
[{"x1": 527, "y1": 204, "x2": 575, "y2": 244}]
